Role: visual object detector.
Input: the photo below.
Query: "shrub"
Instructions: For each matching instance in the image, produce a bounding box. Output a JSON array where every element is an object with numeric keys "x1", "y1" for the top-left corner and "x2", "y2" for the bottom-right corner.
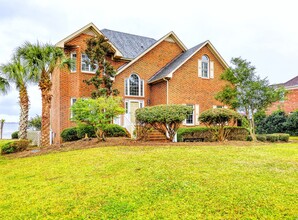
[
  {"x1": 77, "y1": 124, "x2": 96, "y2": 139},
  {"x1": 266, "y1": 134, "x2": 279, "y2": 142},
  {"x1": 136, "y1": 105, "x2": 193, "y2": 141},
  {"x1": 1, "y1": 139, "x2": 30, "y2": 155},
  {"x1": 177, "y1": 127, "x2": 213, "y2": 142},
  {"x1": 11, "y1": 131, "x2": 19, "y2": 139},
  {"x1": 276, "y1": 133, "x2": 290, "y2": 142},
  {"x1": 104, "y1": 124, "x2": 127, "y2": 137},
  {"x1": 199, "y1": 108, "x2": 243, "y2": 142},
  {"x1": 61, "y1": 127, "x2": 79, "y2": 142},
  {"x1": 177, "y1": 126, "x2": 249, "y2": 142},
  {"x1": 256, "y1": 135, "x2": 266, "y2": 142},
  {"x1": 257, "y1": 110, "x2": 288, "y2": 134},
  {"x1": 285, "y1": 111, "x2": 298, "y2": 136}
]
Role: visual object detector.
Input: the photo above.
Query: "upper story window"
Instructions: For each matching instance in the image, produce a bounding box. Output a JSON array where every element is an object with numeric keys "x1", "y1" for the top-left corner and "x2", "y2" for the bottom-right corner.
[
  {"x1": 125, "y1": 73, "x2": 144, "y2": 97},
  {"x1": 70, "y1": 52, "x2": 76, "y2": 72},
  {"x1": 201, "y1": 55, "x2": 209, "y2": 78},
  {"x1": 198, "y1": 55, "x2": 214, "y2": 79},
  {"x1": 81, "y1": 54, "x2": 97, "y2": 73}
]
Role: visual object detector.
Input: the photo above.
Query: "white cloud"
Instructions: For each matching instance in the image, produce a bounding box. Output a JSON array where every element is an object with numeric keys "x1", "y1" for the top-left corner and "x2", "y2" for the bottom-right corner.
[{"x1": 1, "y1": 0, "x2": 298, "y2": 121}]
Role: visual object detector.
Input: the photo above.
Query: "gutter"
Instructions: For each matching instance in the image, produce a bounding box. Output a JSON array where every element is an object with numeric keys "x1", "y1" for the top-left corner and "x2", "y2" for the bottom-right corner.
[{"x1": 163, "y1": 78, "x2": 169, "y2": 104}]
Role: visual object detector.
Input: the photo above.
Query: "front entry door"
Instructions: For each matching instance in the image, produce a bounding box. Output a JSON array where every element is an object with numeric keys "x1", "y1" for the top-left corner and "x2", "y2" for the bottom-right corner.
[
  {"x1": 124, "y1": 100, "x2": 144, "y2": 135},
  {"x1": 130, "y1": 101, "x2": 140, "y2": 125}
]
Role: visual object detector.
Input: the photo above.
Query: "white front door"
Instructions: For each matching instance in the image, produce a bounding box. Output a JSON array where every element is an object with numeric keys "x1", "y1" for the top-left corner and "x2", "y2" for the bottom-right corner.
[{"x1": 124, "y1": 100, "x2": 144, "y2": 135}]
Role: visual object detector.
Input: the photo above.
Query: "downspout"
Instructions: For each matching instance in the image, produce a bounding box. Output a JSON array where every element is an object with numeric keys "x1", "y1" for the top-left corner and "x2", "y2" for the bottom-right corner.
[{"x1": 162, "y1": 78, "x2": 169, "y2": 105}]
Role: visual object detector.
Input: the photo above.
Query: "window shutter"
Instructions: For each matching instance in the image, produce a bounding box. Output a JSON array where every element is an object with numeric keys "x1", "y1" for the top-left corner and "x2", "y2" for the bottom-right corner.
[
  {"x1": 198, "y1": 60, "x2": 202, "y2": 78},
  {"x1": 195, "y1": 104, "x2": 200, "y2": 125},
  {"x1": 125, "y1": 78, "x2": 128, "y2": 95},
  {"x1": 210, "y1": 61, "x2": 214, "y2": 78},
  {"x1": 182, "y1": 104, "x2": 186, "y2": 125}
]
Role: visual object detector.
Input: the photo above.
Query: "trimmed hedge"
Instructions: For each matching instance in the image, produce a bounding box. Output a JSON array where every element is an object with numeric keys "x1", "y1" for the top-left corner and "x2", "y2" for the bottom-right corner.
[
  {"x1": 1, "y1": 139, "x2": 30, "y2": 155},
  {"x1": 104, "y1": 124, "x2": 127, "y2": 137},
  {"x1": 276, "y1": 133, "x2": 290, "y2": 142},
  {"x1": 177, "y1": 127, "x2": 249, "y2": 142},
  {"x1": 61, "y1": 124, "x2": 127, "y2": 142},
  {"x1": 249, "y1": 133, "x2": 289, "y2": 142}
]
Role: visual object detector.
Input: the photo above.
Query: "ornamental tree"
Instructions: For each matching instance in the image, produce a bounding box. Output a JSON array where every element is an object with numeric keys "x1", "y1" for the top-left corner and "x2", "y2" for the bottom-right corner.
[
  {"x1": 199, "y1": 108, "x2": 242, "y2": 142},
  {"x1": 71, "y1": 96, "x2": 125, "y2": 141},
  {"x1": 215, "y1": 57, "x2": 286, "y2": 141},
  {"x1": 135, "y1": 105, "x2": 193, "y2": 141},
  {"x1": 83, "y1": 36, "x2": 119, "y2": 98}
]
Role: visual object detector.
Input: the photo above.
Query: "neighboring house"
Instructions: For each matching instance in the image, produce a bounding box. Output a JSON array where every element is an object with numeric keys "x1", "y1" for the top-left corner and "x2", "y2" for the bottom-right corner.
[
  {"x1": 267, "y1": 75, "x2": 298, "y2": 114},
  {"x1": 51, "y1": 23, "x2": 229, "y2": 144}
]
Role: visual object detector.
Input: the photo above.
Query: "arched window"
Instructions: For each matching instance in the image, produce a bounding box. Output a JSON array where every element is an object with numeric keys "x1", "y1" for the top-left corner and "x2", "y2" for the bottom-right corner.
[
  {"x1": 125, "y1": 74, "x2": 144, "y2": 96},
  {"x1": 201, "y1": 55, "x2": 209, "y2": 78}
]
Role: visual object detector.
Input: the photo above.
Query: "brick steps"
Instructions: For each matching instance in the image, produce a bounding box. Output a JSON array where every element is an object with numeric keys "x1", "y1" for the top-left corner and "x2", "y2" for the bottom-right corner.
[{"x1": 147, "y1": 130, "x2": 167, "y2": 141}]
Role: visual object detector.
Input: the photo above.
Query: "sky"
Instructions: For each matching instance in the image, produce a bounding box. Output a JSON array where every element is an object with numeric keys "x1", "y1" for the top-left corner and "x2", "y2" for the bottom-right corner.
[{"x1": 0, "y1": 0, "x2": 297, "y2": 122}]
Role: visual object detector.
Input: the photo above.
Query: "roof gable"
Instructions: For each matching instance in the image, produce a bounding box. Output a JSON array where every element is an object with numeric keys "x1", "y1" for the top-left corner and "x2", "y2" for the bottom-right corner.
[
  {"x1": 117, "y1": 31, "x2": 187, "y2": 75},
  {"x1": 55, "y1": 23, "x2": 123, "y2": 58},
  {"x1": 148, "y1": 40, "x2": 229, "y2": 83}
]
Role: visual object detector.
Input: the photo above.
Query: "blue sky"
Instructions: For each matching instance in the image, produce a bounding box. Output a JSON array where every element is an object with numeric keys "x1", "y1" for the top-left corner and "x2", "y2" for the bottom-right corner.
[{"x1": 0, "y1": 0, "x2": 298, "y2": 122}]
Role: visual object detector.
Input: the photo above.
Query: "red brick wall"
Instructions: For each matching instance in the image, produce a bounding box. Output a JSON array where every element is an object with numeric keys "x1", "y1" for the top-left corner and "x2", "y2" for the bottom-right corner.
[
  {"x1": 150, "y1": 81, "x2": 167, "y2": 105},
  {"x1": 51, "y1": 33, "x2": 127, "y2": 144},
  {"x1": 113, "y1": 40, "x2": 183, "y2": 106},
  {"x1": 168, "y1": 45, "x2": 226, "y2": 112},
  {"x1": 267, "y1": 88, "x2": 298, "y2": 114}
]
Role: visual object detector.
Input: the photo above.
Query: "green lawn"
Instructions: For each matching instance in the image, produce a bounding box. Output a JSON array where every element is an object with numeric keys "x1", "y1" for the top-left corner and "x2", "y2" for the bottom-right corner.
[{"x1": 0, "y1": 143, "x2": 297, "y2": 219}]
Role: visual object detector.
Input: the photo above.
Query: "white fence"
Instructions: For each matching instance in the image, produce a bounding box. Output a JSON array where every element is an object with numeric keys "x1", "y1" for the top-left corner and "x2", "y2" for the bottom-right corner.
[{"x1": 27, "y1": 131, "x2": 41, "y2": 146}]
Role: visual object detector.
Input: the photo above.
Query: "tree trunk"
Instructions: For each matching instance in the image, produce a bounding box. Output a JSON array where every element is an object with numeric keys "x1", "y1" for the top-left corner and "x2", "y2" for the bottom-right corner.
[
  {"x1": 250, "y1": 113, "x2": 257, "y2": 141},
  {"x1": 39, "y1": 71, "x2": 52, "y2": 147},
  {"x1": 18, "y1": 85, "x2": 29, "y2": 140},
  {"x1": 0, "y1": 119, "x2": 4, "y2": 139}
]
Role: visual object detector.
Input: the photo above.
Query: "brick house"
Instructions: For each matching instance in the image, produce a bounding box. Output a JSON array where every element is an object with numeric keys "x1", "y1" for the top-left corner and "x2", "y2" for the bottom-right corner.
[
  {"x1": 267, "y1": 75, "x2": 298, "y2": 114},
  {"x1": 51, "y1": 23, "x2": 229, "y2": 144}
]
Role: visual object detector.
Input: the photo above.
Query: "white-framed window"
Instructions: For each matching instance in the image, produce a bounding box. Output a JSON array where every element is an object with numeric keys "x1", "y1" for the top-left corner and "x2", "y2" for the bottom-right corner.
[
  {"x1": 201, "y1": 55, "x2": 209, "y2": 78},
  {"x1": 70, "y1": 52, "x2": 77, "y2": 72},
  {"x1": 125, "y1": 73, "x2": 144, "y2": 97},
  {"x1": 185, "y1": 104, "x2": 194, "y2": 125},
  {"x1": 70, "y1": 98, "x2": 77, "y2": 118},
  {"x1": 198, "y1": 55, "x2": 214, "y2": 79},
  {"x1": 81, "y1": 54, "x2": 97, "y2": 73}
]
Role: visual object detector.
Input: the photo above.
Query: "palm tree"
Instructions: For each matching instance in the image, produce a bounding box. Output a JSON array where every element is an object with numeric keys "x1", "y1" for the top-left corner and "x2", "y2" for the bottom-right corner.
[
  {"x1": 0, "y1": 56, "x2": 33, "y2": 139},
  {"x1": 17, "y1": 42, "x2": 70, "y2": 146},
  {"x1": 0, "y1": 75, "x2": 10, "y2": 94}
]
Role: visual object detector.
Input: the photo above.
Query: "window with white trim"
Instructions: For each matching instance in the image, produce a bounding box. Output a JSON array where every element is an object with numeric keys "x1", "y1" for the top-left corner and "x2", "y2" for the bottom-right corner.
[
  {"x1": 70, "y1": 52, "x2": 77, "y2": 72},
  {"x1": 199, "y1": 55, "x2": 214, "y2": 79},
  {"x1": 185, "y1": 104, "x2": 194, "y2": 125},
  {"x1": 201, "y1": 55, "x2": 209, "y2": 78},
  {"x1": 81, "y1": 54, "x2": 97, "y2": 72},
  {"x1": 125, "y1": 74, "x2": 144, "y2": 96},
  {"x1": 70, "y1": 98, "x2": 77, "y2": 118}
]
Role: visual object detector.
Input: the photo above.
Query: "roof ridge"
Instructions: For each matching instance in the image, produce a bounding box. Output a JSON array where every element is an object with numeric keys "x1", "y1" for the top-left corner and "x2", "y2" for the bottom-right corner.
[{"x1": 101, "y1": 28, "x2": 156, "y2": 41}]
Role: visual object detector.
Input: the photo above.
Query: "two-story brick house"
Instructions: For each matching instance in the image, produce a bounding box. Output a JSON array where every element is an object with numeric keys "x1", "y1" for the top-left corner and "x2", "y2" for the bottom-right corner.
[
  {"x1": 267, "y1": 75, "x2": 298, "y2": 114},
  {"x1": 51, "y1": 23, "x2": 229, "y2": 144}
]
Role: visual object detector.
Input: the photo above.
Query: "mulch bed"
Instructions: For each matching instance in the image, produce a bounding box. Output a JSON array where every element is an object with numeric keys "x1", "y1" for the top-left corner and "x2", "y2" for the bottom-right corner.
[{"x1": 6, "y1": 137, "x2": 273, "y2": 159}]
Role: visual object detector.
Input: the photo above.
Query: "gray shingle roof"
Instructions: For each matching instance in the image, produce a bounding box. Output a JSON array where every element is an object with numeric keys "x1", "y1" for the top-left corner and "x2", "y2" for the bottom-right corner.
[
  {"x1": 284, "y1": 75, "x2": 298, "y2": 87},
  {"x1": 148, "y1": 42, "x2": 206, "y2": 83},
  {"x1": 101, "y1": 29, "x2": 156, "y2": 59}
]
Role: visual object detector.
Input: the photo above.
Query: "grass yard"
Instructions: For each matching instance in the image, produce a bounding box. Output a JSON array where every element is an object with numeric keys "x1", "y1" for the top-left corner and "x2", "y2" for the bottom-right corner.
[{"x1": 0, "y1": 143, "x2": 297, "y2": 219}]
